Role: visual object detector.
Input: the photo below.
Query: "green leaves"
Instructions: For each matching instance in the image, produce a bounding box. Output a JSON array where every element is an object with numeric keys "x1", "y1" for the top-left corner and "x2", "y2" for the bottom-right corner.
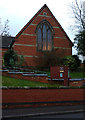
[
  {"x1": 3, "y1": 49, "x2": 24, "y2": 69},
  {"x1": 74, "y1": 30, "x2": 85, "y2": 56},
  {"x1": 4, "y1": 49, "x2": 18, "y2": 68},
  {"x1": 64, "y1": 56, "x2": 75, "y2": 70},
  {"x1": 64, "y1": 55, "x2": 81, "y2": 71}
]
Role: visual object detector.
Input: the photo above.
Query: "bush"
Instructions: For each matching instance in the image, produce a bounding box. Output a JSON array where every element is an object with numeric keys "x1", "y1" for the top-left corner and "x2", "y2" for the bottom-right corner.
[
  {"x1": 83, "y1": 60, "x2": 85, "y2": 71},
  {"x1": 4, "y1": 49, "x2": 18, "y2": 69},
  {"x1": 4, "y1": 49, "x2": 25, "y2": 69},
  {"x1": 64, "y1": 55, "x2": 81, "y2": 71},
  {"x1": 36, "y1": 50, "x2": 64, "y2": 71}
]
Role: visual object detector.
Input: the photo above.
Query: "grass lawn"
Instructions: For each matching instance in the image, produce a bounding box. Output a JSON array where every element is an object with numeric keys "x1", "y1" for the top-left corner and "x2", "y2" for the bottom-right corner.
[
  {"x1": 2, "y1": 76, "x2": 61, "y2": 87},
  {"x1": 42, "y1": 71, "x2": 85, "y2": 78},
  {"x1": 70, "y1": 72, "x2": 85, "y2": 78}
]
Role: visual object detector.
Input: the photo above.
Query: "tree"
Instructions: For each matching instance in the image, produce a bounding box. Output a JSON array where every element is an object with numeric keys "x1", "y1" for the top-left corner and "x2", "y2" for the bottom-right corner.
[
  {"x1": 0, "y1": 18, "x2": 10, "y2": 36},
  {"x1": 0, "y1": 18, "x2": 2, "y2": 34},
  {"x1": 74, "y1": 30, "x2": 85, "y2": 56},
  {"x1": 83, "y1": 59, "x2": 85, "y2": 70},
  {"x1": 71, "y1": 0, "x2": 85, "y2": 30},
  {"x1": 70, "y1": 0, "x2": 85, "y2": 57},
  {"x1": 72, "y1": 55, "x2": 81, "y2": 68}
]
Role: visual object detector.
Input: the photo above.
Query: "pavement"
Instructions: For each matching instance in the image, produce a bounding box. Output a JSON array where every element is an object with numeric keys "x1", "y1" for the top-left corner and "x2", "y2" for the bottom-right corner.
[{"x1": 2, "y1": 104, "x2": 85, "y2": 119}]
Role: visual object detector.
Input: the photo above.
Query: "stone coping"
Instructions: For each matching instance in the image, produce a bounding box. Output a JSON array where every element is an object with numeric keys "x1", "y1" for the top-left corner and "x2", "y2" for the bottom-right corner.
[
  {"x1": 8, "y1": 72, "x2": 23, "y2": 74},
  {"x1": 23, "y1": 74, "x2": 48, "y2": 77},
  {"x1": 1, "y1": 86, "x2": 84, "y2": 89},
  {"x1": 48, "y1": 78, "x2": 85, "y2": 81},
  {"x1": 8, "y1": 72, "x2": 34, "y2": 74},
  {"x1": 69, "y1": 78, "x2": 85, "y2": 81},
  {"x1": 48, "y1": 78, "x2": 64, "y2": 81},
  {"x1": 0, "y1": 70, "x2": 9, "y2": 72}
]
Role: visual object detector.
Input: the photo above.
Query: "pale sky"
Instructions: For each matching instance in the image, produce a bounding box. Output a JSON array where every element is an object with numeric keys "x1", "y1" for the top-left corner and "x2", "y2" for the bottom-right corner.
[
  {"x1": 0, "y1": 0, "x2": 83, "y2": 56},
  {"x1": 0, "y1": 0, "x2": 74, "y2": 36}
]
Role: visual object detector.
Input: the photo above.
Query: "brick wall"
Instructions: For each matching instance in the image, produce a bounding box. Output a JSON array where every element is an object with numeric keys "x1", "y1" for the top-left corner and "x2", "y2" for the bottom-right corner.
[
  {"x1": 2, "y1": 72, "x2": 49, "y2": 84},
  {"x1": 69, "y1": 80, "x2": 85, "y2": 86},
  {"x1": 2, "y1": 71, "x2": 85, "y2": 86},
  {"x1": 2, "y1": 88, "x2": 85, "y2": 108}
]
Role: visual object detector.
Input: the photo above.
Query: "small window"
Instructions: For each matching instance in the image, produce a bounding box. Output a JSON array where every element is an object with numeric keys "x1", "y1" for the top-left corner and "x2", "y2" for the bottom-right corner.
[{"x1": 43, "y1": 12, "x2": 47, "y2": 16}]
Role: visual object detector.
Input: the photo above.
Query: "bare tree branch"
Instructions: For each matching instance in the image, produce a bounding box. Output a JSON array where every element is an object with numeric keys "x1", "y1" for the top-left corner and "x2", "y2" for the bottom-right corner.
[
  {"x1": 70, "y1": 0, "x2": 85, "y2": 30},
  {"x1": 0, "y1": 19, "x2": 10, "y2": 36},
  {"x1": 1, "y1": 19, "x2": 10, "y2": 36}
]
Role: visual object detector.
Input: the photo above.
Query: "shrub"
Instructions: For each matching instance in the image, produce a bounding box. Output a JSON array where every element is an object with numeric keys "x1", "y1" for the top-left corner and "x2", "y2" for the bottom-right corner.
[
  {"x1": 36, "y1": 50, "x2": 64, "y2": 71},
  {"x1": 64, "y1": 55, "x2": 81, "y2": 71},
  {"x1": 83, "y1": 60, "x2": 85, "y2": 71},
  {"x1": 4, "y1": 49, "x2": 18, "y2": 69},
  {"x1": 4, "y1": 49, "x2": 25, "y2": 69}
]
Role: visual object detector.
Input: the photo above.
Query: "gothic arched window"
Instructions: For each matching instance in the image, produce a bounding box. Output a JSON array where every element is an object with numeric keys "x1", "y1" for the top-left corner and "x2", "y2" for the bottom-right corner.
[{"x1": 36, "y1": 20, "x2": 54, "y2": 51}]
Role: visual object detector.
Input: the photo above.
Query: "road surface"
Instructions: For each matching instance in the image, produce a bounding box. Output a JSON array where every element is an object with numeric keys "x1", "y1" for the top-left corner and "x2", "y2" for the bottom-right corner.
[{"x1": 2, "y1": 105, "x2": 85, "y2": 120}]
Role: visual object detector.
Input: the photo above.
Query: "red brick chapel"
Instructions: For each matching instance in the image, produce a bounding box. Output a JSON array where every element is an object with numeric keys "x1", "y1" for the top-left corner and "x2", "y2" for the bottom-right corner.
[{"x1": 13, "y1": 4, "x2": 73, "y2": 67}]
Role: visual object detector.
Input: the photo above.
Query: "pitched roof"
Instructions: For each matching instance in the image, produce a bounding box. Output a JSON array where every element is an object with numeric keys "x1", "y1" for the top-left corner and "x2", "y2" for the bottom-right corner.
[
  {"x1": 15, "y1": 4, "x2": 73, "y2": 46},
  {"x1": 2, "y1": 36, "x2": 15, "y2": 48}
]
